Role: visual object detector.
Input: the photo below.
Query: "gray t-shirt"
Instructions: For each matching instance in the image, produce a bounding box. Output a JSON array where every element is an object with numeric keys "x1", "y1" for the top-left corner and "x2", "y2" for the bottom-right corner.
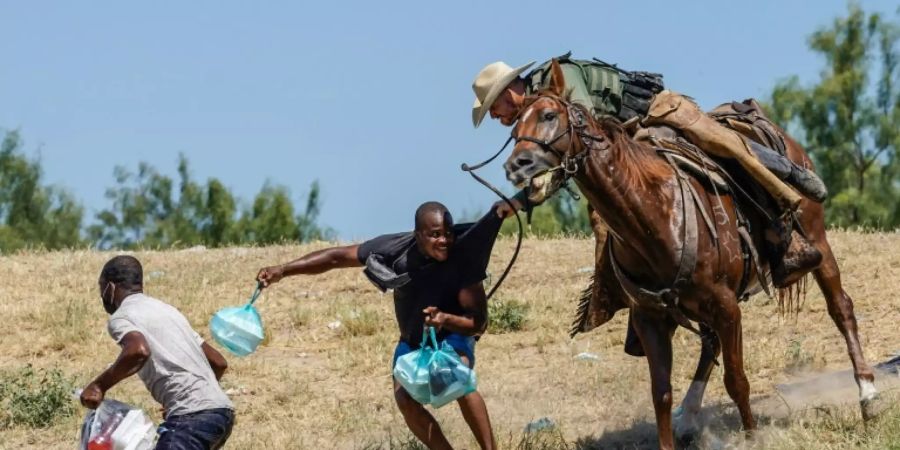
[{"x1": 107, "y1": 293, "x2": 233, "y2": 418}]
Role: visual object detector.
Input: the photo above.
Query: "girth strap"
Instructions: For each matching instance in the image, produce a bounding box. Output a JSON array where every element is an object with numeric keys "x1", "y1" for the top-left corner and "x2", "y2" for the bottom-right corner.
[{"x1": 608, "y1": 160, "x2": 702, "y2": 336}]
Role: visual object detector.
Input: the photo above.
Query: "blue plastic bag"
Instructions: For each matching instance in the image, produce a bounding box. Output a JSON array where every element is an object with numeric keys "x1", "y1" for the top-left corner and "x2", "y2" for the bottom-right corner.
[
  {"x1": 210, "y1": 285, "x2": 265, "y2": 357},
  {"x1": 392, "y1": 327, "x2": 477, "y2": 408},
  {"x1": 428, "y1": 345, "x2": 477, "y2": 408},
  {"x1": 393, "y1": 329, "x2": 436, "y2": 404}
]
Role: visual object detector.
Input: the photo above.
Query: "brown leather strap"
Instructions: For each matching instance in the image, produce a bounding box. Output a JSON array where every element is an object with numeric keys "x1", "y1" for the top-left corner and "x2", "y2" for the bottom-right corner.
[{"x1": 608, "y1": 161, "x2": 702, "y2": 336}]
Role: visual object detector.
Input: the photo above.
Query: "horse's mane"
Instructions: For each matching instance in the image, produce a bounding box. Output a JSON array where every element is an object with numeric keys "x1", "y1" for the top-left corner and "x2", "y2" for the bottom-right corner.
[{"x1": 573, "y1": 104, "x2": 672, "y2": 190}]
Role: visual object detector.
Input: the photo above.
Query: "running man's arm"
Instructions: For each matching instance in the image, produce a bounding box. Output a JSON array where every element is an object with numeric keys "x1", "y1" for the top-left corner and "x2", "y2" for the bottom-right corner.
[
  {"x1": 80, "y1": 331, "x2": 150, "y2": 409},
  {"x1": 201, "y1": 341, "x2": 228, "y2": 381}
]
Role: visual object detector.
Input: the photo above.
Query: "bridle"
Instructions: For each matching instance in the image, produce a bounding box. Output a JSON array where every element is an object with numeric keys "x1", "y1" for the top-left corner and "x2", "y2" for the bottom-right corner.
[
  {"x1": 513, "y1": 94, "x2": 610, "y2": 181},
  {"x1": 459, "y1": 94, "x2": 605, "y2": 300}
]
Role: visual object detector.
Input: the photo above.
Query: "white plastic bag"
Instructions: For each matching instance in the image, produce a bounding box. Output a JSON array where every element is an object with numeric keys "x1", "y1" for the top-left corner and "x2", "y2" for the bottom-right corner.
[{"x1": 78, "y1": 396, "x2": 156, "y2": 450}]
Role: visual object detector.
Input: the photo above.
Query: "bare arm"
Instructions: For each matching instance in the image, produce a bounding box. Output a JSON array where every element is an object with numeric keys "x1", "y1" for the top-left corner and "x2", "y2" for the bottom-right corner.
[
  {"x1": 257, "y1": 244, "x2": 362, "y2": 287},
  {"x1": 80, "y1": 331, "x2": 150, "y2": 409},
  {"x1": 423, "y1": 281, "x2": 488, "y2": 336},
  {"x1": 201, "y1": 341, "x2": 228, "y2": 381}
]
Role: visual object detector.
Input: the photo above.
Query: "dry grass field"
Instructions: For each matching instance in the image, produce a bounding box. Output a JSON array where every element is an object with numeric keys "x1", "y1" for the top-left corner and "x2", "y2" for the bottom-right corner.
[{"x1": 1, "y1": 230, "x2": 899, "y2": 449}]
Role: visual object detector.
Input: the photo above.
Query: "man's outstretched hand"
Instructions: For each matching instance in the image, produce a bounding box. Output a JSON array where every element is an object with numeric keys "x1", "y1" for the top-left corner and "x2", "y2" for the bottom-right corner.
[
  {"x1": 256, "y1": 265, "x2": 284, "y2": 288},
  {"x1": 494, "y1": 198, "x2": 522, "y2": 219}
]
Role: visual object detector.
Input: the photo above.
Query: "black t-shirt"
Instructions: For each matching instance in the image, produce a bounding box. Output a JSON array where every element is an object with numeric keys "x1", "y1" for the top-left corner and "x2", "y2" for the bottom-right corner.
[{"x1": 356, "y1": 207, "x2": 503, "y2": 345}]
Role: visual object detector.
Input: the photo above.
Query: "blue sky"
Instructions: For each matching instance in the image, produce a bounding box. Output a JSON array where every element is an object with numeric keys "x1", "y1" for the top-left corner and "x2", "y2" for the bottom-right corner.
[{"x1": 1, "y1": 1, "x2": 896, "y2": 240}]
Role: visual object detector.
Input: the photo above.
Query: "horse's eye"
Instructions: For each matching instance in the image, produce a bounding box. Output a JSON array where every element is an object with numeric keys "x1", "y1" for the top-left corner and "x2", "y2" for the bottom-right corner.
[{"x1": 542, "y1": 111, "x2": 557, "y2": 121}]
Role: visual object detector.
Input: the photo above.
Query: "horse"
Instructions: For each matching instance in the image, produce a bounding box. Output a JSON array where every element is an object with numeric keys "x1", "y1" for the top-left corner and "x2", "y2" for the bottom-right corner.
[{"x1": 502, "y1": 59, "x2": 878, "y2": 449}]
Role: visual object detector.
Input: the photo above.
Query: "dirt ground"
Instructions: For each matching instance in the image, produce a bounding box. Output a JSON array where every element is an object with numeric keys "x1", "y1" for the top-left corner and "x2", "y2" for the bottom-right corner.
[{"x1": 0, "y1": 230, "x2": 898, "y2": 449}]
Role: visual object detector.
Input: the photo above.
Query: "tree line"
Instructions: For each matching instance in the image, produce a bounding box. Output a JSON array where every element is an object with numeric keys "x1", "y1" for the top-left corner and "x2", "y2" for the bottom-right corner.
[{"x1": 0, "y1": 130, "x2": 331, "y2": 252}]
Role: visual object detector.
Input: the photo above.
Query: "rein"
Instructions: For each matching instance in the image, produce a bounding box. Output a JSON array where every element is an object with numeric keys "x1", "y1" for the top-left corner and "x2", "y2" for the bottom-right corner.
[
  {"x1": 460, "y1": 97, "x2": 594, "y2": 300},
  {"x1": 460, "y1": 139, "x2": 524, "y2": 301}
]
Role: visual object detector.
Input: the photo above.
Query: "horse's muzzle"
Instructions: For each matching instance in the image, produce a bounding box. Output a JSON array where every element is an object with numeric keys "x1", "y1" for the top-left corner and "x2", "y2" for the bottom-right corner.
[{"x1": 504, "y1": 149, "x2": 555, "y2": 188}]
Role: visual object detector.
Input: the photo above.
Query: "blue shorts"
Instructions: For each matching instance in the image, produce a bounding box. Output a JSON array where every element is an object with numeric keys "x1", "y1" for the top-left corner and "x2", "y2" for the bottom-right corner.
[{"x1": 392, "y1": 333, "x2": 477, "y2": 369}]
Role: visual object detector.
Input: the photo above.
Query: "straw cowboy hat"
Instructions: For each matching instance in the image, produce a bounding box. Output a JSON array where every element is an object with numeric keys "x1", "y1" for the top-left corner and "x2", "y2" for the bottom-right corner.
[{"x1": 471, "y1": 60, "x2": 535, "y2": 127}]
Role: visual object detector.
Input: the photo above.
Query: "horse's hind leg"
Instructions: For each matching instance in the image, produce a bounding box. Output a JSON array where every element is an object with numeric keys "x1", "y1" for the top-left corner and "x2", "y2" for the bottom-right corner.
[
  {"x1": 812, "y1": 237, "x2": 879, "y2": 420},
  {"x1": 798, "y1": 199, "x2": 879, "y2": 419},
  {"x1": 712, "y1": 292, "x2": 756, "y2": 433},
  {"x1": 632, "y1": 310, "x2": 678, "y2": 450},
  {"x1": 675, "y1": 323, "x2": 721, "y2": 444}
]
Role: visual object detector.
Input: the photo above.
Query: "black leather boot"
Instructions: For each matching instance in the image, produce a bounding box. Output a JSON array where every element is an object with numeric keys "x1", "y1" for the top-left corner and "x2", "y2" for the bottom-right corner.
[
  {"x1": 746, "y1": 140, "x2": 828, "y2": 203},
  {"x1": 771, "y1": 229, "x2": 823, "y2": 288}
]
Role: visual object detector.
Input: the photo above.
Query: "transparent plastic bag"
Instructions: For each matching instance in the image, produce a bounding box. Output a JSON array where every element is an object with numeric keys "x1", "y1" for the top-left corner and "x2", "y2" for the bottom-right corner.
[
  {"x1": 210, "y1": 285, "x2": 265, "y2": 356},
  {"x1": 78, "y1": 395, "x2": 155, "y2": 450},
  {"x1": 428, "y1": 346, "x2": 477, "y2": 409},
  {"x1": 393, "y1": 336, "x2": 434, "y2": 404},
  {"x1": 392, "y1": 327, "x2": 478, "y2": 408}
]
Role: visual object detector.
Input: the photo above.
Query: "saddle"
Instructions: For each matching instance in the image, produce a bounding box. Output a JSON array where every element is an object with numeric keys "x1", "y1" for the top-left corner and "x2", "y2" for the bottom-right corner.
[
  {"x1": 709, "y1": 99, "x2": 787, "y2": 155},
  {"x1": 570, "y1": 106, "x2": 784, "y2": 337}
]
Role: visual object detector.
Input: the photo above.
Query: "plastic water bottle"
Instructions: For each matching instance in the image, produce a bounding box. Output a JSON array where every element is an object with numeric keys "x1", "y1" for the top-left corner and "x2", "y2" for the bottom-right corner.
[{"x1": 87, "y1": 410, "x2": 124, "y2": 450}]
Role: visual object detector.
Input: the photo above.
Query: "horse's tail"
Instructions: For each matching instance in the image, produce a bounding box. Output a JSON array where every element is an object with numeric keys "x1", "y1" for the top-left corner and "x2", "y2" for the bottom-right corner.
[{"x1": 777, "y1": 274, "x2": 809, "y2": 318}]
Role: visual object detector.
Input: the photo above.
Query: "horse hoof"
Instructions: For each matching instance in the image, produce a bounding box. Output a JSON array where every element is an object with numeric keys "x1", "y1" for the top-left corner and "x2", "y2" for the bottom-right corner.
[
  {"x1": 861, "y1": 394, "x2": 887, "y2": 422},
  {"x1": 675, "y1": 428, "x2": 700, "y2": 448},
  {"x1": 674, "y1": 409, "x2": 701, "y2": 447}
]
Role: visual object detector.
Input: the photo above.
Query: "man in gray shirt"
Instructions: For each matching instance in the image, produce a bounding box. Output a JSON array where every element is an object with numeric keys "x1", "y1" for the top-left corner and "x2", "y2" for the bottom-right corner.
[{"x1": 80, "y1": 255, "x2": 234, "y2": 450}]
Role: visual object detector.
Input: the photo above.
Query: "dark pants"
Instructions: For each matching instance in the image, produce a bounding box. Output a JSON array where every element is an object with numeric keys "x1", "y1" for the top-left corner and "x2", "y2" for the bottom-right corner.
[{"x1": 156, "y1": 408, "x2": 234, "y2": 450}]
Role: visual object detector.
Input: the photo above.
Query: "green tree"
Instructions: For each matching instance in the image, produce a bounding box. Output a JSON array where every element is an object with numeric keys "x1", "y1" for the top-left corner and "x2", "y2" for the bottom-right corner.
[
  {"x1": 88, "y1": 161, "x2": 177, "y2": 248},
  {"x1": 236, "y1": 183, "x2": 300, "y2": 245},
  {"x1": 296, "y1": 180, "x2": 333, "y2": 242},
  {"x1": 0, "y1": 131, "x2": 84, "y2": 252},
  {"x1": 768, "y1": 4, "x2": 900, "y2": 228},
  {"x1": 91, "y1": 155, "x2": 331, "y2": 248},
  {"x1": 202, "y1": 178, "x2": 238, "y2": 246}
]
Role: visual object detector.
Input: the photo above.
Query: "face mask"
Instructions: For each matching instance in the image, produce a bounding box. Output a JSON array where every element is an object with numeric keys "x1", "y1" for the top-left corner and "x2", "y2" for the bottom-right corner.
[{"x1": 100, "y1": 282, "x2": 116, "y2": 314}]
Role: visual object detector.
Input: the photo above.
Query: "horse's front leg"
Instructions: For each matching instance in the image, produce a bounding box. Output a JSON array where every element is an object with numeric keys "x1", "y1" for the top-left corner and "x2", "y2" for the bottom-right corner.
[
  {"x1": 711, "y1": 290, "x2": 756, "y2": 433},
  {"x1": 632, "y1": 309, "x2": 678, "y2": 450},
  {"x1": 674, "y1": 323, "x2": 720, "y2": 445}
]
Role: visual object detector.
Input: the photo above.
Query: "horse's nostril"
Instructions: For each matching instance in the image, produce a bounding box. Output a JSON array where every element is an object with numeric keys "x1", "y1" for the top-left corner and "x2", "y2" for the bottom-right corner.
[{"x1": 516, "y1": 157, "x2": 534, "y2": 168}]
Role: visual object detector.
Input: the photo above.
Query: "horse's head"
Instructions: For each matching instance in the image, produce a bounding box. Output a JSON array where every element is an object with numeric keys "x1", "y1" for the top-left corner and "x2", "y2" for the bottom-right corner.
[{"x1": 503, "y1": 59, "x2": 582, "y2": 204}]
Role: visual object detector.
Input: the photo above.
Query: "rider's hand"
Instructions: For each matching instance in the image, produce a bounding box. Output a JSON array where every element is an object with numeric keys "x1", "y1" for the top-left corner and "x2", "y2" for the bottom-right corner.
[
  {"x1": 494, "y1": 199, "x2": 522, "y2": 219},
  {"x1": 80, "y1": 382, "x2": 105, "y2": 409},
  {"x1": 256, "y1": 265, "x2": 285, "y2": 288}
]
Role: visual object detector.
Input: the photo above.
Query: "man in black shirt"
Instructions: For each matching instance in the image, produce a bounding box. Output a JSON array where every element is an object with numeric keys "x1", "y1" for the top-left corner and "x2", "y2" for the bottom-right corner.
[{"x1": 256, "y1": 201, "x2": 516, "y2": 450}]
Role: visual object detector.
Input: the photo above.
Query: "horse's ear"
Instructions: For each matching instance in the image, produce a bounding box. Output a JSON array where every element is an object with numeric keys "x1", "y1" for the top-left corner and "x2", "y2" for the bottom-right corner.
[{"x1": 548, "y1": 59, "x2": 566, "y2": 96}]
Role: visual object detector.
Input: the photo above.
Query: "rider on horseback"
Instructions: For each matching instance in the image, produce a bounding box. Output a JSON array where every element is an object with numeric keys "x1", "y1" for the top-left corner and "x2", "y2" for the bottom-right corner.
[{"x1": 472, "y1": 53, "x2": 826, "y2": 294}]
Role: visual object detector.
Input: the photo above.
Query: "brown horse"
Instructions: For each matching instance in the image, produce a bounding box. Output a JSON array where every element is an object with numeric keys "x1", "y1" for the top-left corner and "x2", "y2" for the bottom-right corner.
[{"x1": 503, "y1": 60, "x2": 878, "y2": 449}]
